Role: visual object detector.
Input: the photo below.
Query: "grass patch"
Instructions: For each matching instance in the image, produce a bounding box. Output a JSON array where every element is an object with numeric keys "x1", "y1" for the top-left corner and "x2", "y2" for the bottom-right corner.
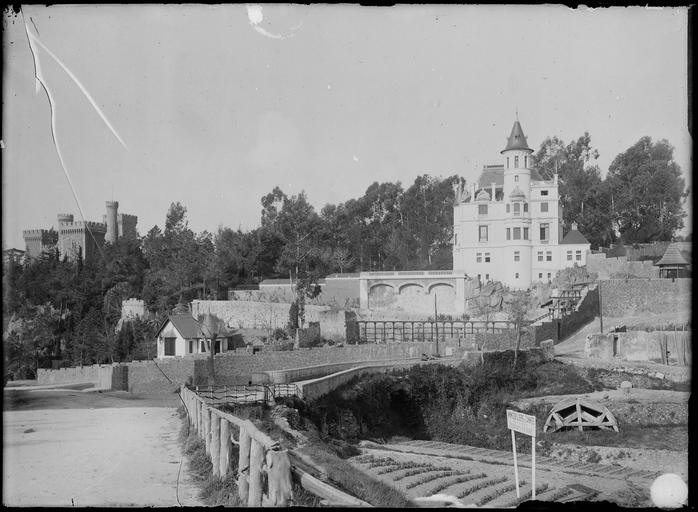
[{"x1": 540, "y1": 424, "x2": 687, "y2": 452}]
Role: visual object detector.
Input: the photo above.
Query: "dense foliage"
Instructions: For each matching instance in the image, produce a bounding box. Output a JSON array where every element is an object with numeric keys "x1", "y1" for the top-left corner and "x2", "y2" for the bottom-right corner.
[{"x1": 2, "y1": 134, "x2": 688, "y2": 379}]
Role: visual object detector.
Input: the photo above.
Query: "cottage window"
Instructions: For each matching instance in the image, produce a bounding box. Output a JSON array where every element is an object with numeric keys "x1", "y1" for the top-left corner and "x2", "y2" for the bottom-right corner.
[
  {"x1": 567, "y1": 250, "x2": 573, "y2": 261},
  {"x1": 576, "y1": 250, "x2": 582, "y2": 261},
  {"x1": 164, "y1": 337, "x2": 176, "y2": 356},
  {"x1": 188, "y1": 340, "x2": 195, "y2": 353}
]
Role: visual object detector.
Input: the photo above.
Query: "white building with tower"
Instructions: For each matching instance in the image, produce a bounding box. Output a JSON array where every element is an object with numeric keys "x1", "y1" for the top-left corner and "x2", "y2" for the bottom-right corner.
[{"x1": 452, "y1": 117, "x2": 590, "y2": 289}]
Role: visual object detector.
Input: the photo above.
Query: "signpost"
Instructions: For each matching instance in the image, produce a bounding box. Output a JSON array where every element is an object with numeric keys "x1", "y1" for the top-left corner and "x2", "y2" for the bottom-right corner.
[{"x1": 506, "y1": 410, "x2": 536, "y2": 499}]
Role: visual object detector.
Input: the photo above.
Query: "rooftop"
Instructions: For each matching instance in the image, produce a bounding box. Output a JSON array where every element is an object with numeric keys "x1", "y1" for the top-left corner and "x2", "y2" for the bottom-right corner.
[{"x1": 501, "y1": 119, "x2": 533, "y2": 153}]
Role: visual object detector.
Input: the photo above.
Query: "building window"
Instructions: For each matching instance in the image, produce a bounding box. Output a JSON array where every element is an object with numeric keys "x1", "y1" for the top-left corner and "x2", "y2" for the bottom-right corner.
[
  {"x1": 515, "y1": 272, "x2": 519, "y2": 279},
  {"x1": 567, "y1": 250, "x2": 573, "y2": 261},
  {"x1": 524, "y1": 156, "x2": 528, "y2": 168},
  {"x1": 539, "y1": 273, "x2": 543, "y2": 279},
  {"x1": 476, "y1": 252, "x2": 482, "y2": 263},
  {"x1": 523, "y1": 202, "x2": 528, "y2": 213},
  {"x1": 513, "y1": 227, "x2": 521, "y2": 240},
  {"x1": 164, "y1": 337, "x2": 176, "y2": 356},
  {"x1": 188, "y1": 340, "x2": 195, "y2": 353},
  {"x1": 455, "y1": 233, "x2": 458, "y2": 246},
  {"x1": 479, "y1": 225, "x2": 488, "y2": 242},
  {"x1": 541, "y1": 202, "x2": 549, "y2": 213},
  {"x1": 484, "y1": 252, "x2": 491, "y2": 263},
  {"x1": 514, "y1": 156, "x2": 519, "y2": 167},
  {"x1": 506, "y1": 228, "x2": 511, "y2": 240},
  {"x1": 514, "y1": 251, "x2": 520, "y2": 262},
  {"x1": 506, "y1": 203, "x2": 510, "y2": 213},
  {"x1": 478, "y1": 274, "x2": 481, "y2": 282},
  {"x1": 576, "y1": 250, "x2": 582, "y2": 261},
  {"x1": 537, "y1": 251, "x2": 543, "y2": 262},
  {"x1": 546, "y1": 251, "x2": 552, "y2": 262},
  {"x1": 485, "y1": 273, "x2": 490, "y2": 280},
  {"x1": 523, "y1": 227, "x2": 529, "y2": 240},
  {"x1": 478, "y1": 204, "x2": 488, "y2": 215},
  {"x1": 214, "y1": 340, "x2": 221, "y2": 354},
  {"x1": 547, "y1": 272, "x2": 551, "y2": 280},
  {"x1": 513, "y1": 202, "x2": 520, "y2": 215},
  {"x1": 541, "y1": 190, "x2": 549, "y2": 196},
  {"x1": 506, "y1": 157, "x2": 510, "y2": 168},
  {"x1": 200, "y1": 340, "x2": 206, "y2": 353},
  {"x1": 540, "y1": 223, "x2": 549, "y2": 242}
]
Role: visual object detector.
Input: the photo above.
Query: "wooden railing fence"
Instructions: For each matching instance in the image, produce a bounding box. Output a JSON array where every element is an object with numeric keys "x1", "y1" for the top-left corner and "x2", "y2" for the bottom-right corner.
[{"x1": 180, "y1": 385, "x2": 369, "y2": 507}]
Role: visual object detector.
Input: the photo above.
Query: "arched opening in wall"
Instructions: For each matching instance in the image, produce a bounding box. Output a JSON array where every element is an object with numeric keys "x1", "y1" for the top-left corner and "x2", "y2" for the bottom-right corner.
[
  {"x1": 428, "y1": 283, "x2": 456, "y2": 316},
  {"x1": 396, "y1": 283, "x2": 427, "y2": 314},
  {"x1": 368, "y1": 283, "x2": 396, "y2": 309}
]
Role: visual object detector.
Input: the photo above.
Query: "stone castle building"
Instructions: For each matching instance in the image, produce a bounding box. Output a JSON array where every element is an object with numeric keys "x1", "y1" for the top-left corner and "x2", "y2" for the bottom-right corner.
[
  {"x1": 452, "y1": 117, "x2": 590, "y2": 288},
  {"x1": 23, "y1": 201, "x2": 138, "y2": 263}
]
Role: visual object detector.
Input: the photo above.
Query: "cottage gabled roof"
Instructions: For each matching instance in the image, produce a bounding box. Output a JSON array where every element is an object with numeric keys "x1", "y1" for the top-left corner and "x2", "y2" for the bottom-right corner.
[
  {"x1": 501, "y1": 119, "x2": 533, "y2": 153},
  {"x1": 155, "y1": 313, "x2": 234, "y2": 340},
  {"x1": 561, "y1": 224, "x2": 590, "y2": 245},
  {"x1": 656, "y1": 244, "x2": 690, "y2": 266}
]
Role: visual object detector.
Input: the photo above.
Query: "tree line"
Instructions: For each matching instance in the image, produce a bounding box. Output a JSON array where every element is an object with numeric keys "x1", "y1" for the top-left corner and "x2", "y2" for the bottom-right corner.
[{"x1": 2, "y1": 134, "x2": 687, "y2": 379}]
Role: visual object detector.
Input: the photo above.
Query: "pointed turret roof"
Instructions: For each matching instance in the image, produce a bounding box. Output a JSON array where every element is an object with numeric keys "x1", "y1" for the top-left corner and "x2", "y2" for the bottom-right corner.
[
  {"x1": 501, "y1": 119, "x2": 533, "y2": 153},
  {"x1": 656, "y1": 244, "x2": 690, "y2": 266}
]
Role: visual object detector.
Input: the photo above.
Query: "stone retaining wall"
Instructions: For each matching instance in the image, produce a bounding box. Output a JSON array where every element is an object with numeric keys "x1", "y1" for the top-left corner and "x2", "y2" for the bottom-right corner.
[{"x1": 599, "y1": 279, "x2": 691, "y2": 317}]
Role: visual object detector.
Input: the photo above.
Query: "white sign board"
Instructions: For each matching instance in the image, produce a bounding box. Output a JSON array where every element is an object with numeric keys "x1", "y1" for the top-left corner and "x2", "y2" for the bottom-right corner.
[{"x1": 506, "y1": 410, "x2": 536, "y2": 437}]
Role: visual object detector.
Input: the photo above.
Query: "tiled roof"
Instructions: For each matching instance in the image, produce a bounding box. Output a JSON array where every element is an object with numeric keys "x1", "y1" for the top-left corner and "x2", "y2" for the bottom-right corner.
[
  {"x1": 656, "y1": 244, "x2": 690, "y2": 266},
  {"x1": 501, "y1": 120, "x2": 532, "y2": 153},
  {"x1": 477, "y1": 165, "x2": 546, "y2": 188},
  {"x1": 156, "y1": 313, "x2": 234, "y2": 340},
  {"x1": 560, "y1": 228, "x2": 590, "y2": 245},
  {"x1": 477, "y1": 166, "x2": 504, "y2": 188}
]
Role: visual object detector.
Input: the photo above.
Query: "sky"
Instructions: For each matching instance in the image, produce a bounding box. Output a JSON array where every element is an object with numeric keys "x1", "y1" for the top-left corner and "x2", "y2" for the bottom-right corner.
[{"x1": 2, "y1": 5, "x2": 691, "y2": 250}]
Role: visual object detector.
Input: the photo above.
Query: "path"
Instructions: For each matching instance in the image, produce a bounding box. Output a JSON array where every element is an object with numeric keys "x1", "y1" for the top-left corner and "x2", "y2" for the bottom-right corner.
[{"x1": 3, "y1": 386, "x2": 201, "y2": 507}]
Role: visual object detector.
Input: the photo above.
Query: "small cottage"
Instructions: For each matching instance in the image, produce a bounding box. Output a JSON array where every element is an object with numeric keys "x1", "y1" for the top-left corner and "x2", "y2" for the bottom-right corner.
[
  {"x1": 155, "y1": 311, "x2": 237, "y2": 359},
  {"x1": 656, "y1": 242, "x2": 691, "y2": 278}
]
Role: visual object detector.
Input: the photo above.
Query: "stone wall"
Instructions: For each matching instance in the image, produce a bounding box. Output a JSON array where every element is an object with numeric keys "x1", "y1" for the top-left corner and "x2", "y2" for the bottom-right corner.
[
  {"x1": 585, "y1": 330, "x2": 691, "y2": 366},
  {"x1": 191, "y1": 300, "x2": 332, "y2": 331},
  {"x1": 599, "y1": 279, "x2": 691, "y2": 317},
  {"x1": 37, "y1": 364, "x2": 112, "y2": 386},
  {"x1": 587, "y1": 253, "x2": 659, "y2": 279}
]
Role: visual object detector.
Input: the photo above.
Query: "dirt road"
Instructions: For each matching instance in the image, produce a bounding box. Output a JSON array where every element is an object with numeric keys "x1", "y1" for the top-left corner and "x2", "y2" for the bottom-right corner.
[{"x1": 2, "y1": 387, "x2": 201, "y2": 507}]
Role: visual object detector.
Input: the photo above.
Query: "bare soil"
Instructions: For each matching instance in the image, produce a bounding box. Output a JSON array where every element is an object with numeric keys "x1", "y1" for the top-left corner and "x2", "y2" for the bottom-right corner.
[{"x1": 2, "y1": 385, "x2": 201, "y2": 507}]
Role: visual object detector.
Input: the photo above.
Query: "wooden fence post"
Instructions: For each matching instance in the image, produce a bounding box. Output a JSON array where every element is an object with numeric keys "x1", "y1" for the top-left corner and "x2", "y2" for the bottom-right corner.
[
  {"x1": 248, "y1": 439, "x2": 264, "y2": 507},
  {"x1": 220, "y1": 419, "x2": 231, "y2": 477},
  {"x1": 204, "y1": 407, "x2": 211, "y2": 455},
  {"x1": 211, "y1": 414, "x2": 221, "y2": 477},
  {"x1": 264, "y1": 449, "x2": 293, "y2": 506},
  {"x1": 238, "y1": 428, "x2": 251, "y2": 502}
]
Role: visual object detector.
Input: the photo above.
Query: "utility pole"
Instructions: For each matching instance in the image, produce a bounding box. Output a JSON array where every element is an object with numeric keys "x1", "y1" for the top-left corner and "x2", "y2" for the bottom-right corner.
[
  {"x1": 598, "y1": 280, "x2": 603, "y2": 334},
  {"x1": 434, "y1": 295, "x2": 439, "y2": 356}
]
